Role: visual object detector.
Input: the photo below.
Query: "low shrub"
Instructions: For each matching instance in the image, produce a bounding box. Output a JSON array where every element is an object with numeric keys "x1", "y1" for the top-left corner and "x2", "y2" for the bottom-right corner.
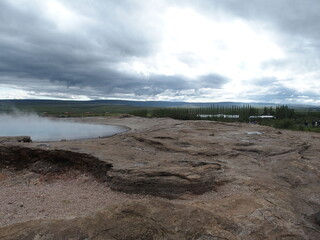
[
  {"x1": 130, "y1": 109, "x2": 149, "y2": 117},
  {"x1": 274, "y1": 119, "x2": 295, "y2": 129}
]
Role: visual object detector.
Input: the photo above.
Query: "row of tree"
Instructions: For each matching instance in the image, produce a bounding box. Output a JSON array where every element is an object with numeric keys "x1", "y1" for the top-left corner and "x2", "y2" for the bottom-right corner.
[
  {"x1": 131, "y1": 105, "x2": 296, "y2": 121},
  {"x1": 262, "y1": 105, "x2": 295, "y2": 119}
]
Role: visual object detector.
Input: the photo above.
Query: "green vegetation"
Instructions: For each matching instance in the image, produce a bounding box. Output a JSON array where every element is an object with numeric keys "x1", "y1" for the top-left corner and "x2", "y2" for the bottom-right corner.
[
  {"x1": 0, "y1": 100, "x2": 152, "y2": 117},
  {"x1": 1, "y1": 100, "x2": 319, "y2": 133},
  {"x1": 149, "y1": 105, "x2": 258, "y2": 121},
  {"x1": 132, "y1": 105, "x2": 320, "y2": 133},
  {"x1": 129, "y1": 109, "x2": 149, "y2": 117}
]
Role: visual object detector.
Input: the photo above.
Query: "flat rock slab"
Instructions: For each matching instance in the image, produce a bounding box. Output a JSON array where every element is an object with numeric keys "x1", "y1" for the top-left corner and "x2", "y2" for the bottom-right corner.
[
  {"x1": 0, "y1": 200, "x2": 240, "y2": 240},
  {"x1": 1, "y1": 116, "x2": 320, "y2": 239}
]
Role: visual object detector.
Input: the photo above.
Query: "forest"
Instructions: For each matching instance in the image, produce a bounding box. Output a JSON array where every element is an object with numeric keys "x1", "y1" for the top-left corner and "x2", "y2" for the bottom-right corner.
[{"x1": 130, "y1": 105, "x2": 320, "y2": 132}]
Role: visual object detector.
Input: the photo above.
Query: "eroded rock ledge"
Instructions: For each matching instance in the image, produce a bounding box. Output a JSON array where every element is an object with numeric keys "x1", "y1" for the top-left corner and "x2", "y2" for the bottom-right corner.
[
  {"x1": 107, "y1": 161, "x2": 224, "y2": 199},
  {"x1": 0, "y1": 137, "x2": 225, "y2": 199},
  {"x1": 0, "y1": 145, "x2": 112, "y2": 182},
  {"x1": 1, "y1": 117, "x2": 320, "y2": 239}
]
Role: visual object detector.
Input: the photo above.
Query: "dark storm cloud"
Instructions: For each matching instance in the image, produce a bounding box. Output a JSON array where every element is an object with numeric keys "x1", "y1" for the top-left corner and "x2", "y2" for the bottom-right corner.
[
  {"x1": 245, "y1": 79, "x2": 320, "y2": 103},
  {"x1": 0, "y1": 0, "x2": 228, "y2": 99},
  {"x1": 248, "y1": 85, "x2": 320, "y2": 103},
  {"x1": 0, "y1": 1, "x2": 154, "y2": 92},
  {"x1": 247, "y1": 77, "x2": 293, "y2": 102},
  {"x1": 1, "y1": 0, "x2": 319, "y2": 102},
  {"x1": 187, "y1": 0, "x2": 320, "y2": 39},
  {"x1": 198, "y1": 74, "x2": 228, "y2": 89}
]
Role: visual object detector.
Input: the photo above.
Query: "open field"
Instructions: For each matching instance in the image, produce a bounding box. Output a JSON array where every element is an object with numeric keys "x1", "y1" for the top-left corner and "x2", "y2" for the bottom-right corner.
[
  {"x1": 1, "y1": 100, "x2": 320, "y2": 133},
  {"x1": 0, "y1": 116, "x2": 319, "y2": 239},
  {"x1": 0, "y1": 99, "x2": 153, "y2": 117}
]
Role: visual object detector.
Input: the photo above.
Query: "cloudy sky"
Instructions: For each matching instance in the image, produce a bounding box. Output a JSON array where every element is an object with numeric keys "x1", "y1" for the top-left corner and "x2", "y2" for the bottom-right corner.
[{"x1": 1, "y1": 0, "x2": 320, "y2": 104}]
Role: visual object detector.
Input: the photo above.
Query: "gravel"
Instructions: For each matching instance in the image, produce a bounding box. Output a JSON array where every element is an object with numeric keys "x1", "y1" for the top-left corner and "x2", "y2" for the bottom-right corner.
[{"x1": 0, "y1": 169, "x2": 143, "y2": 227}]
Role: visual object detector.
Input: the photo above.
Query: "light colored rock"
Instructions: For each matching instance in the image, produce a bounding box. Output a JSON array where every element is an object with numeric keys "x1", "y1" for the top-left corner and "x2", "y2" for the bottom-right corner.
[{"x1": 0, "y1": 116, "x2": 319, "y2": 239}]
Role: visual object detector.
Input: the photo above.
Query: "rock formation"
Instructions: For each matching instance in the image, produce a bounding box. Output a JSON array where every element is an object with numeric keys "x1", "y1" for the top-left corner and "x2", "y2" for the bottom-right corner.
[{"x1": 0, "y1": 117, "x2": 319, "y2": 239}]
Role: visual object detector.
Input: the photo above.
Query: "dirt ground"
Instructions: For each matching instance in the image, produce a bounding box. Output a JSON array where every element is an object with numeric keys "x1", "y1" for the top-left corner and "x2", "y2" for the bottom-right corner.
[{"x1": 0, "y1": 116, "x2": 319, "y2": 239}]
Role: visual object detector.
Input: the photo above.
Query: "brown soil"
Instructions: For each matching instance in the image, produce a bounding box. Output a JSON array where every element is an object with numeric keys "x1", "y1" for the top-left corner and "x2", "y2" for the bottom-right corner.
[{"x1": 0, "y1": 116, "x2": 319, "y2": 239}]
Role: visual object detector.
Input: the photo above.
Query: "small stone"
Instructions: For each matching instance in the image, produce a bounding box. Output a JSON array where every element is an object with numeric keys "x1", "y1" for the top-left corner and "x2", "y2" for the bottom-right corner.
[
  {"x1": 187, "y1": 174, "x2": 201, "y2": 180},
  {"x1": 37, "y1": 143, "x2": 50, "y2": 147},
  {"x1": 17, "y1": 136, "x2": 32, "y2": 142}
]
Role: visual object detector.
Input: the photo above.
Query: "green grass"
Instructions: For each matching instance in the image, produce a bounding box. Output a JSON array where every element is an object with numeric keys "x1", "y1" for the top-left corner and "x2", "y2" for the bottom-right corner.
[
  {"x1": 129, "y1": 105, "x2": 320, "y2": 133},
  {"x1": 0, "y1": 101, "x2": 151, "y2": 117},
  {"x1": 1, "y1": 100, "x2": 320, "y2": 133}
]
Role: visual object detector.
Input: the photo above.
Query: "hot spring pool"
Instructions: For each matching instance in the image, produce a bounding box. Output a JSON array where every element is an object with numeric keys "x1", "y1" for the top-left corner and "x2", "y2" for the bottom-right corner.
[{"x1": 0, "y1": 114, "x2": 127, "y2": 141}]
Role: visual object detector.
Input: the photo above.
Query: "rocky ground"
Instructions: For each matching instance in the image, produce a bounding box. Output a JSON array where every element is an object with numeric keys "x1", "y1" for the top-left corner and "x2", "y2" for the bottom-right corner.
[{"x1": 0, "y1": 116, "x2": 319, "y2": 239}]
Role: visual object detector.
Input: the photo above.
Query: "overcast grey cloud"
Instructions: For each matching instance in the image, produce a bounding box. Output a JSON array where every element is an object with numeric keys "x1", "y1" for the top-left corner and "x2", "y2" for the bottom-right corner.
[{"x1": 0, "y1": 0, "x2": 319, "y2": 103}]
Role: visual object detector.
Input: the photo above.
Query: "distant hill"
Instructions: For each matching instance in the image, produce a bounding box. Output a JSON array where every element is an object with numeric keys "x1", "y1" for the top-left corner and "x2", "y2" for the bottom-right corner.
[{"x1": 0, "y1": 99, "x2": 317, "y2": 109}]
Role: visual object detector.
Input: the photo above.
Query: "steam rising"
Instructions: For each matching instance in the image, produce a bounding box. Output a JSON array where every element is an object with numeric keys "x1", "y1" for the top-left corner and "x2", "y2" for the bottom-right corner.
[{"x1": 0, "y1": 114, "x2": 126, "y2": 141}]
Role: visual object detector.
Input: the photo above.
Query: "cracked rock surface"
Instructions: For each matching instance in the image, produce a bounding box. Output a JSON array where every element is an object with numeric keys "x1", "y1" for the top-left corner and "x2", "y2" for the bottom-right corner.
[{"x1": 0, "y1": 116, "x2": 319, "y2": 239}]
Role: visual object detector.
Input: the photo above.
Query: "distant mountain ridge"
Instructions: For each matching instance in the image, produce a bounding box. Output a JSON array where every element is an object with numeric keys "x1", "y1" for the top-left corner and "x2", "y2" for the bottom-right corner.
[{"x1": 0, "y1": 99, "x2": 317, "y2": 109}]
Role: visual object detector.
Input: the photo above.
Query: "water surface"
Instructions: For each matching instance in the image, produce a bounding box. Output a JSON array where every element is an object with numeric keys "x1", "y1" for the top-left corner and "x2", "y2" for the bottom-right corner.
[{"x1": 0, "y1": 114, "x2": 127, "y2": 141}]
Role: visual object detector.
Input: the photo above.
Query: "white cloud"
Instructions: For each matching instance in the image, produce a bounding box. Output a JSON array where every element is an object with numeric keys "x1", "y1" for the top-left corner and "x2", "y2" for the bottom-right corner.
[
  {"x1": 0, "y1": 0, "x2": 319, "y2": 104},
  {"x1": 127, "y1": 7, "x2": 284, "y2": 81}
]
